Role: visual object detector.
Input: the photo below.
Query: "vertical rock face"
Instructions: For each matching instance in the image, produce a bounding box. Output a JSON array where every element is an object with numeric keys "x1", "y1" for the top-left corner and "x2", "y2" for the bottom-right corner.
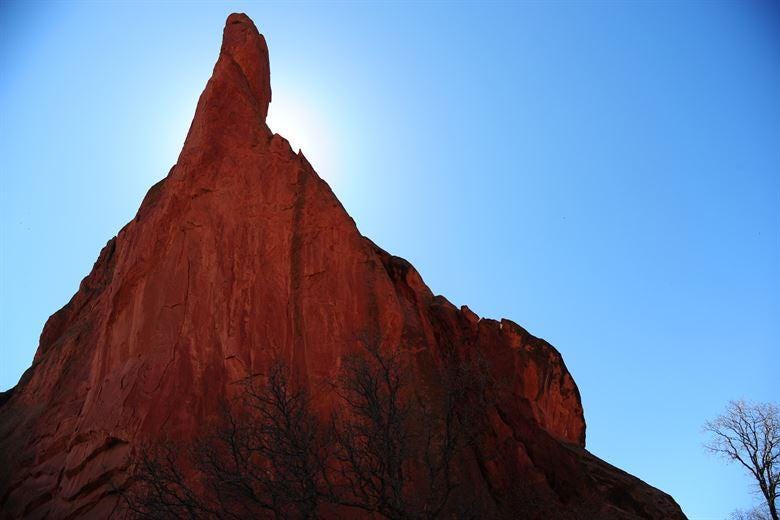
[{"x1": 0, "y1": 14, "x2": 685, "y2": 519}]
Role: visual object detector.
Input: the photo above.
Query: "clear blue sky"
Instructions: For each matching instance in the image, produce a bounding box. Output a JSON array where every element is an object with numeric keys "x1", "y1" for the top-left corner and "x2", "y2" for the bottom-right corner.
[{"x1": 1, "y1": 2, "x2": 778, "y2": 518}]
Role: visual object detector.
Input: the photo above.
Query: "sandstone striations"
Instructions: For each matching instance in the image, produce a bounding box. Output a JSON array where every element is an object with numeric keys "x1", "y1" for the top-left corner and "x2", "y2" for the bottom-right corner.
[{"x1": 0, "y1": 14, "x2": 685, "y2": 519}]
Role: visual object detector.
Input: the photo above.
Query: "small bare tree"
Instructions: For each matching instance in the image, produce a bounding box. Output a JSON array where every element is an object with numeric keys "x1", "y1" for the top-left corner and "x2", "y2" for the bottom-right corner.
[
  {"x1": 704, "y1": 400, "x2": 779, "y2": 520},
  {"x1": 729, "y1": 505, "x2": 773, "y2": 520},
  {"x1": 122, "y1": 362, "x2": 326, "y2": 519},
  {"x1": 328, "y1": 344, "x2": 412, "y2": 518},
  {"x1": 120, "y1": 441, "x2": 220, "y2": 519},
  {"x1": 327, "y1": 341, "x2": 493, "y2": 519}
]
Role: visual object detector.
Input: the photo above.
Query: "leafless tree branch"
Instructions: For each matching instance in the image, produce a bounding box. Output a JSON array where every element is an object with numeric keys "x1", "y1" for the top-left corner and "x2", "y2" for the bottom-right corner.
[{"x1": 704, "y1": 400, "x2": 779, "y2": 520}]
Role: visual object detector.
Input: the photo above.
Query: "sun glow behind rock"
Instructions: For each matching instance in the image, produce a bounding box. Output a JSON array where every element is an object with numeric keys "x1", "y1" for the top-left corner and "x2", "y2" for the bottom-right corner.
[{"x1": 266, "y1": 89, "x2": 338, "y2": 185}]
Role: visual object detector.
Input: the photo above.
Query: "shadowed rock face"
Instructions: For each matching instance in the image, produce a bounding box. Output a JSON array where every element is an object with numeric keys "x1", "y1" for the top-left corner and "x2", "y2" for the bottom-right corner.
[{"x1": 0, "y1": 14, "x2": 685, "y2": 519}]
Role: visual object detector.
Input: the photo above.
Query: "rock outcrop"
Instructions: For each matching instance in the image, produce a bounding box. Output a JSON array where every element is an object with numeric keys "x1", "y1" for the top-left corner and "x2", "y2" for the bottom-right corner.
[{"x1": 0, "y1": 14, "x2": 685, "y2": 519}]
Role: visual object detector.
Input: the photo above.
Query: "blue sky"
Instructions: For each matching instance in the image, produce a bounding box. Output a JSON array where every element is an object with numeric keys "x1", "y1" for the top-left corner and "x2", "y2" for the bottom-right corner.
[{"x1": 1, "y1": 2, "x2": 778, "y2": 518}]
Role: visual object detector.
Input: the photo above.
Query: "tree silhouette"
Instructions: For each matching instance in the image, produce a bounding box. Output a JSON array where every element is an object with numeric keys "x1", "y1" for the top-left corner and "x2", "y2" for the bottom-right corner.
[
  {"x1": 120, "y1": 345, "x2": 496, "y2": 519},
  {"x1": 122, "y1": 362, "x2": 326, "y2": 519},
  {"x1": 326, "y1": 341, "x2": 493, "y2": 519},
  {"x1": 704, "y1": 400, "x2": 779, "y2": 520}
]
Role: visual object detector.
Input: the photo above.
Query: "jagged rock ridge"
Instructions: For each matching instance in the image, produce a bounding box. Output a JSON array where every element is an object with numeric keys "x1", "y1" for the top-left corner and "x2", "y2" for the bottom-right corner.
[{"x1": 0, "y1": 14, "x2": 685, "y2": 519}]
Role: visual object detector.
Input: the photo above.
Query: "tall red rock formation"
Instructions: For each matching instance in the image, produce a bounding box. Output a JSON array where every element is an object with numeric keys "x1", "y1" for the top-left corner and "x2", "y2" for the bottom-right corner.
[{"x1": 0, "y1": 14, "x2": 685, "y2": 519}]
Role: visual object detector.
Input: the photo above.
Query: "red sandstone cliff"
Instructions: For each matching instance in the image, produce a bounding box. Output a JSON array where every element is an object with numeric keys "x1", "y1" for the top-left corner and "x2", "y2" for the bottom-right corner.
[{"x1": 0, "y1": 14, "x2": 685, "y2": 519}]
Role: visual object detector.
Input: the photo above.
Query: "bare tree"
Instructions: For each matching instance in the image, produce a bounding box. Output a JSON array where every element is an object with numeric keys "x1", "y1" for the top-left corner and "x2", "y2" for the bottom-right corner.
[
  {"x1": 327, "y1": 341, "x2": 494, "y2": 519},
  {"x1": 729, "y1": 505, "x2": 772, "y2": 520},
  {"x1": 327, "y1": 344, "x2": 412, "y2": 518},
  {"x1": 117, "y1": 441, "x2": 209, "y2": 519},
  {"x1": 704, "y1": 400, "x2": 779, "y2": 520},
  {"x1": 121, "y1": 362, "x2": 326, "y2": 519},
  {"x1": 121, "y1": 348, "x2": 496, "y2": 519}
]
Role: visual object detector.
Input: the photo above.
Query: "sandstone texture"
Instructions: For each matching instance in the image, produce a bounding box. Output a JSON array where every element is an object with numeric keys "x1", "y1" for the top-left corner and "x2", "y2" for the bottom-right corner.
[{"x1": 0, "y1": 14, "x2": 685, "y2": 519}]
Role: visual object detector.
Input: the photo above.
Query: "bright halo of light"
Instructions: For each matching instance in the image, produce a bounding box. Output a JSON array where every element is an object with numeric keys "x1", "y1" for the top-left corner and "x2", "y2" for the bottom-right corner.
[{"x1": 266, "y1": 90, "x2": 338, "y2": 184}]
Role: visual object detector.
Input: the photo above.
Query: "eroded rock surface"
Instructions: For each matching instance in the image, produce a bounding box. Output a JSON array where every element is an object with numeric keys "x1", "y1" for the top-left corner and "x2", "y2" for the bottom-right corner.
[{"x1": 0, "y1": 14, "x2": 685, "y2": 519}]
